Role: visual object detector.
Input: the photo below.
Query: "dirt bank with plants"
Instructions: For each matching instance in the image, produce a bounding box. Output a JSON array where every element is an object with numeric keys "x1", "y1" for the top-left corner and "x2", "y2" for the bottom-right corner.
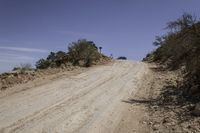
[
  {"x1": 143, "y1": 13, "x2": 200, "y2": 132},
  {"x1": 0, "y1": 39, "x2": 111, "y2": 92}
]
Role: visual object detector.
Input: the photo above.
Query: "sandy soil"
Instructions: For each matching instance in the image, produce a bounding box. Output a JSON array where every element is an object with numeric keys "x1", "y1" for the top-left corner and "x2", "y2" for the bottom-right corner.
[{"x1": 0, "y1": 60, "x2": 151, "y2": 133}]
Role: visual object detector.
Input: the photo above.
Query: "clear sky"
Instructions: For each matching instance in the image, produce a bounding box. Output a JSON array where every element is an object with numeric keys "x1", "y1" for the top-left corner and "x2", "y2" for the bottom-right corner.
[{"x1": 0, "y1": 0, "x2": 200, "y2": 73}]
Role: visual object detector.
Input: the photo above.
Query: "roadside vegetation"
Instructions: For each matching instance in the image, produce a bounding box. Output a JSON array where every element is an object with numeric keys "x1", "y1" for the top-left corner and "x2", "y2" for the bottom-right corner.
[
  {"x1": 36, "y1": 39, "x2": 104, "y2": 69},
  {"x1": 0, "y1": 39, "x2": 110, "y2": 90},
  {"x1": 144, "y1": 13, "x2": 200, "y2": 99},
  {"x1": 13, "y1": 63, "x2": 33, "y2": 72},
  {"x1": 142, "y1": 13, "x2": 200, "y2": 132}
]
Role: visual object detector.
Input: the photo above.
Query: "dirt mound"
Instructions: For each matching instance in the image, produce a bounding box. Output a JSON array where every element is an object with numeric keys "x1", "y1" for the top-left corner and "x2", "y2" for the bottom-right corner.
[
  {"x1": 93, "y1": 54, "x2": 112, "y2": 65},
  {"x1": 0, "y1": 57, "x2": 111, "y2": 91},
  {"x1": 0, "y1": 63, "x2": 78, "y2": 91},
  {"x1": 145, "y1": 64, "x2": 200, "y2": 133}
]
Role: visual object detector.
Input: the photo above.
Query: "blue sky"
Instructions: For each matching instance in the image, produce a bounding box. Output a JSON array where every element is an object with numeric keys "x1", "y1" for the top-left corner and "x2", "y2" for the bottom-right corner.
[{"x1": 0, "y1": 0, "x2": 200, "y2": 72}]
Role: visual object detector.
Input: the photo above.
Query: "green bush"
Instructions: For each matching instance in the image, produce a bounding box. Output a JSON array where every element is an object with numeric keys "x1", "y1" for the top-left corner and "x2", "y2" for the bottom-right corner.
[
  {"x1": 35, "y1": 39, "x2": 103, "y2": 69},
  {"x1": 146, "y1": 13, "x2": 200, "y2": 69},
  {"x1": 67, "y1": 39, "x2": 100, "y2": 67},
  {"x1": 35, "y1": 59, "x2": 51, "y2": 69}
]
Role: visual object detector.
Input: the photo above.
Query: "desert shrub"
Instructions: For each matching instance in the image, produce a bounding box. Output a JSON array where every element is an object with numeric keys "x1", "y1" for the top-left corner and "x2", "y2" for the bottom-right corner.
[
  {"x1": 13, "y1": 63, "x2": 32, "y2": 71},
  {"x1": 143, "y1": 51, "x2": 155, "y2": 62},
  {"x1": 20, "y1": 63, "x2": 32, "y2": 70},
  {"x1": 36, "y1": 51, "x2": 69, "y2": 69},
  {"x1": 67, "y1": 39, "x2": 100, "y2": 67},
  {"x1": 35, "y1": 59, "x2": 51, "y2": 69},
  {"x1": 35, "y1": 39, "x2": 103, "y2": 69},
  {"x1": 12, "y1": 67, "x2": 21, "y2": 71},
  {"x1": 55, "y1": 51, "x2": 68, "y2": 66}
]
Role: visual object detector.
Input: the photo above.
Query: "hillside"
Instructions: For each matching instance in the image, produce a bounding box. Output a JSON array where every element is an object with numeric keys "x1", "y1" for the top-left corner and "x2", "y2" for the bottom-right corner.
[{"x1": 143, "y1": 13, "x2": 200, "y2": 132}]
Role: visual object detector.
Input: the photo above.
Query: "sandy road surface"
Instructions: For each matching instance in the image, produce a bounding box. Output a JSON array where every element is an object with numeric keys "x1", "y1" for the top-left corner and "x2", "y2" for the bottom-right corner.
[{"x1": 0, "y1": 61, "x2": 149, "y2": 133}]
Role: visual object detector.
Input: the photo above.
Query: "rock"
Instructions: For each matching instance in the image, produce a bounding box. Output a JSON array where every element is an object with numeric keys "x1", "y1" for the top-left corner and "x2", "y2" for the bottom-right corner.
[
  {"x1": 65, "y1": 62, "x2": 73, "y2": 67},
  {"x1": 152, "y1": 124, "x2": 159, "y2": 131},
  {"x1": 0, "y1": 82, "x2": 2, "y2": 90},
  {"x1": 61, "y1": 64, "x2": 66, "y2": 69},
  {"x1": 1, "y1": 86, "x2": 7, "y2": 90},
  {"x1": 189, "y1": 85, "x2": 200, "y2": 95},
  {"x1": 188, "y1": 104, "x2": 195, "y2": 111},
  {"x1": 187, "y1": 125, "x2": 192, "y2": 129},
  {"x1": 192, "y1": 103, "x2": 200, "y2": 116},
  {"x1": 162, "y1": 118, "x2": 168, "y2": 124},
  {"x1": 13, "y1": 72, "x2": 19, "y2": 77}
]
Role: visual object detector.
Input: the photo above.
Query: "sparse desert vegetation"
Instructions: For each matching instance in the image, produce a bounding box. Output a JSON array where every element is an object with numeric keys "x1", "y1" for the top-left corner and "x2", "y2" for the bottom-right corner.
[
  {"x1": 35, "y1": 39, "x2": 107, "y2": 69},
  {"x1": 144, "y1": 13, "x2": 200, "y2": 101},
  {"x1": 0, "y1": 39, "x2": 111, "y2": 91},
  {"x1": 143, "y1": 13, "x2": 200, "y2": 132}
]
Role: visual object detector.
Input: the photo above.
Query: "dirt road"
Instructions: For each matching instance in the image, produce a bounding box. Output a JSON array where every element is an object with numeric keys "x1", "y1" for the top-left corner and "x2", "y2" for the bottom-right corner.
[{"x1": 0, "y1": 61, "x2": 150, "y2": 133}]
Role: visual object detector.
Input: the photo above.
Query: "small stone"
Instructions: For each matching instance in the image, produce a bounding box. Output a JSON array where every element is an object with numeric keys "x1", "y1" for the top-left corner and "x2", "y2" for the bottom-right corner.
[
  {"x1": 162, "y1": 118, "x2": 167, "y2": 124},
  {"x1": 192, "y1": 103, "x2": 200, "y2": 116},
  {"x1": 152, "y1": 124, "x2": 159, "y2": 131},
  {"x1": 0, "y1": 82, "x2": 2, "y2": 90},
  {"x1": 1, "y1": 85, "x2": 7, "y2": 90},
  {"x1": 189, "y1": 85, "x2": 200, "y2": 95}
]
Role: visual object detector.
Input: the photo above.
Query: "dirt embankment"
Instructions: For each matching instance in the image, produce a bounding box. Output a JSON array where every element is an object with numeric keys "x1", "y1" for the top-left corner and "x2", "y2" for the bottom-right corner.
[
  {"x1": 137, "y1": 63, "x2": 200, "y2": 133},
  {"x1": 0, "y1": 64, "x2": 81, "y2": 91},
  {"x1": 0, "y1": 56, "x2": 111, "y2": 92},
  {"x1": 117, "y1": 62, "x2": 200, "y2": 133}
]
